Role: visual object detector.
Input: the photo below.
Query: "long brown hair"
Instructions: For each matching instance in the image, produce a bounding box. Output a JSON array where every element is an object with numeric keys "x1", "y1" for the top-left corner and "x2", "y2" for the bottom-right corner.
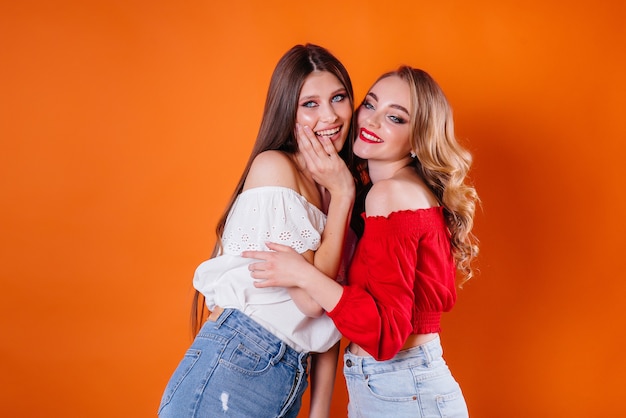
[
  {"x1": 192, "y1": 44, "x2": 358, "y2": 336},
  {"x1": 373, "y1": 66, "x2": 479, "y2": 284}
]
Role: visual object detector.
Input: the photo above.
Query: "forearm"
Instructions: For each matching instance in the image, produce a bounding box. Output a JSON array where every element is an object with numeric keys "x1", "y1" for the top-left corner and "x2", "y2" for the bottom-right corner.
[
  {"x1": 294, "y1": 263, "x2": 344, "y2": 313},
  {"x1": 297, "y1": 191, "x2": 353, "y2": 316},
  {"x1": 287, "y1": 250, "x2": 324, "y2": 317},
  {"x1": 288, "y1": 287, "x2": 324, "y2": 317},
  {"x1": 308, "y1": 342, "x2": 340, "y2": 418},
  {"x1": 313, "y1": 192, "x2": 354, "y2": 279}
]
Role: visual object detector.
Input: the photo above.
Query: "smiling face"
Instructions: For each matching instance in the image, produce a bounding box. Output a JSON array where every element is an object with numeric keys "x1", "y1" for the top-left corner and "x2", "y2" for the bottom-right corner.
[
  {"x1": 296, "y1": 71, "x2": 353, "y2": 152},
  {"x1": 353, "y1": 75, "x2": 413, "y2": 162}
]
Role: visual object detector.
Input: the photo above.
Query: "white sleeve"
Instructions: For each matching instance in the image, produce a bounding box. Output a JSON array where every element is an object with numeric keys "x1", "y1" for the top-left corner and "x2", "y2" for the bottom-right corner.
[{"x1": 221, "y1": 187, "x2": 327, "y2": 255}]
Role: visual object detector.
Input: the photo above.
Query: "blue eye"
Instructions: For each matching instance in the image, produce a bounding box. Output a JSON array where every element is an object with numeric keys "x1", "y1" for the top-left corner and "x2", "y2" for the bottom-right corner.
[
  {"x1": 301, "y1": 101, "x2": 318, "y2": 108},
  {"x1": 389, "y1": 115, "x2": 406, "y2": 124},
  {"x1": 332, "y1": 94, "x2": 346, "y2": 103},
  {"x1": 362, "y1": 100, "x2": 374, "y2": 110}
]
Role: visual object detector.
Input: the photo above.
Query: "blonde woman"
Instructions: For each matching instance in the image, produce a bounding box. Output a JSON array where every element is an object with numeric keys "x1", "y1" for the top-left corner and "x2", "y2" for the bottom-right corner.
[{"x1": 244, "y1": 66, "x2": 479, "y2": 417}]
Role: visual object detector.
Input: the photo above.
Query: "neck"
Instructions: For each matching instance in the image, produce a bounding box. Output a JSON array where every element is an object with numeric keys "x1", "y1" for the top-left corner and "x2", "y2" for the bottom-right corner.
[
  {"x1": 292, "y1": 151, "x2": 329, "y2": 211},
  {"x1": 292, "y1": 152, "x2": 313, "y2": 179},
  {"x1": 367, "y1": 157, "x2": 413, "y2": 183}
]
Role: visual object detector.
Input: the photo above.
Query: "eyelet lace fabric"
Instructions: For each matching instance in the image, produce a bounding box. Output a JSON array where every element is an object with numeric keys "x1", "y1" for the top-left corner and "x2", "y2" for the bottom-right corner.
[
  {"x1": 221, "y1": 186, "x2": 326, "y2": 255},
  {"x1": 192, "y1": 186, "x2": 340, "y2": 353}
]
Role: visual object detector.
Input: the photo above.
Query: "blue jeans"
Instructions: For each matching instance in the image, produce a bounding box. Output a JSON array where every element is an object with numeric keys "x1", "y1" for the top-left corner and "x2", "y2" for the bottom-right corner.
[
  {"x1": 158, "y1": 308, "x2": 309, "y2": 418},
  {"x1": 343, "y1": 336, "x2": 468, "y2": 418}
]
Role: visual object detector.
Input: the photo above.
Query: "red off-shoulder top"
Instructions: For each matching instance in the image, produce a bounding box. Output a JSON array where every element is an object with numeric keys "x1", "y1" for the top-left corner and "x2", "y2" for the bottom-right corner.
[{"x1": 328, "y1": 206, "x2": 457, "y2": 361}]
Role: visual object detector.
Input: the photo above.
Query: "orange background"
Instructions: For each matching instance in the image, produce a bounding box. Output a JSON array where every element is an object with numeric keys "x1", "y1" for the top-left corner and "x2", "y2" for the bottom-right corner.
[{"x1": 2, "y1": 1, "x2": 625, "y2": 417}]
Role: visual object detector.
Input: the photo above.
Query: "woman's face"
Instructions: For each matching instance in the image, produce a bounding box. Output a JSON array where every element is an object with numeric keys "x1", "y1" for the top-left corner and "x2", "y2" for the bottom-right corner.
[
  {"x1": 353, "y1": 75, "x2": 412, "y2": 161},
  {"x1": 296, "y1": 71, "x2": 353, "y2": 153}
]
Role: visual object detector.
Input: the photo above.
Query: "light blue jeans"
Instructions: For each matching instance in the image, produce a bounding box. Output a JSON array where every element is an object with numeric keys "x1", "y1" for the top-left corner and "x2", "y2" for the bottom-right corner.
[
  {"x1": 158, "y1": 308, "x2": 309, "y2": 418},
  {"x1": 343, "y1": 336, "x2": 468, "y2": 418}
]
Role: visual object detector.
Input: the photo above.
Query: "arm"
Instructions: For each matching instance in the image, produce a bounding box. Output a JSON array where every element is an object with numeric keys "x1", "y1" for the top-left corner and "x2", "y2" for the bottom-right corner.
[
  {"x1": 241, "y1": 125, "x2": 354, "y2": 312},
  {"x1": 241, "y1": 126, "x2": 354, "y2": 317},
  {"x1": 296, "y1": 124, "x2": 355, "y2": 281},
  {"x1": 244, "y1": 242, "x2": 344, "y2": 311},
  {"x1": 242, "y1": 180, "x2": 405, "y2": 313},
  {"x1": 308, "y1": 342, "x2": 340, "y2": 418},
  {"x1": 279, "y1": 125, "x2": 354, "y2": 316},
  {"x1": 245, "y1": 180, "x2": 425, "y2": 360},
  {"x1": 245, "y1": 128, "x2": 353, "y2": 415},
  {"x1": 294, "y1": 127, "x2": 351, "y2": 417},
  {"x1": 245, "y1": 227, "x2": 416, "y2": 361},
  {"x1": 287, "y1": 125, "x2": 354, "y2": 317},
  {"x1": 289, "y1": 251, "x2": 323, "y2": 317},
  {"x1": 327, "y1": 181, "x2": 424, "y2": 359}
]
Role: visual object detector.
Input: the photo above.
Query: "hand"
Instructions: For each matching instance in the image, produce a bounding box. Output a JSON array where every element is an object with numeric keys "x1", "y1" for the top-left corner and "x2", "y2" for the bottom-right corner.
[
  {"x1": 241, "y1": 242, "x2": 316, "y2": 289},
  {"x1": 297, "y1": 124, "x2": 354, "y2": 198}
]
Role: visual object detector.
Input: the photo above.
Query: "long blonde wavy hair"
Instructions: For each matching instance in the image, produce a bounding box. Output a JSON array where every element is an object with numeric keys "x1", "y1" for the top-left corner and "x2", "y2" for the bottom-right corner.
[{"x1": 375, "y1": 66, "x2": 479, "y2": 284}]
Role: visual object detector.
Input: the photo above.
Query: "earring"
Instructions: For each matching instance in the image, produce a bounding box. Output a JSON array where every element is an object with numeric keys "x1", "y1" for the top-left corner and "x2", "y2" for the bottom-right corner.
[{"x1": 410, "y1": 151, "x2": 416, "y2": 158}]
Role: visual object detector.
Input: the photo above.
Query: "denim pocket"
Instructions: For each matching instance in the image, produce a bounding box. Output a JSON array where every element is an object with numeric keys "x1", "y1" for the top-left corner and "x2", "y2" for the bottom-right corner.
[
  {"x1": 365, "y1": 368, "x2": 418, "y2": 401},
  {"x1": 158, "y1": 349, "x2": 202, "y2": 413},
  {"x1": 220, "y1": 342, "x2": 271, "y2": 376},
  {"x1": 435, "y1": 385, "x2": 467, "y2": 417}
]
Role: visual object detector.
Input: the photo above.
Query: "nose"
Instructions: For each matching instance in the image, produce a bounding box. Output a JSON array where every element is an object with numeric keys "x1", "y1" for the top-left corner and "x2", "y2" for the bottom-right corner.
[
  {"x1": 320, "y1": 103, "x2": 338, "y2": 123},
  {"x1": 365, "y1": 112, "x2": 380, "y2": 128}
]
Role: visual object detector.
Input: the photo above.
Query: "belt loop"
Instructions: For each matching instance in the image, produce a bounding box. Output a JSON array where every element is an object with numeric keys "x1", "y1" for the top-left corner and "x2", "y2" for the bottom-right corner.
[
  {"x1": 298, "y1": 351, "x2": 309, "y2": 373},
  {"x1": 270, "y1": 342, "x2": 287, "y2": 366},
  {"x1": 423, "y1": 341, "x2": 434, "y2": 366},
  {"x1": 300, "y1": 351, "x2": 309, "y2": 367}
]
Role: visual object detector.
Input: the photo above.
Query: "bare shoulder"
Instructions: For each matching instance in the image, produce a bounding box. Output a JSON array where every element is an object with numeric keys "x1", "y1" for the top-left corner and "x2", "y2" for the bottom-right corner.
[
  {"x1": 366, "y1": 177, "x2": 437, "y2": 217},
  {"x1": 243, "y1": 150, "x2": 299, "y2": 190},
  {"x1": 365, "y1": 179, "x2": 406, "y2": 216}
]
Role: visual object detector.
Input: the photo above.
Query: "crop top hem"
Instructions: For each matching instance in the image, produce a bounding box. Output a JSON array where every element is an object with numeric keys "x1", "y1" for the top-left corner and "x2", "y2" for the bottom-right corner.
[{"x1": 412, "y1": 311, "x2": 443, "y2": 334}]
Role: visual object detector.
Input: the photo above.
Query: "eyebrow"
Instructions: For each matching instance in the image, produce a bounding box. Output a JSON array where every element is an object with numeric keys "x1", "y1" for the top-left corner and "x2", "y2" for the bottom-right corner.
[
  {"x1": 367, "y1": 92, "x2": 410, "y2": 116},
  {"x1": 300, "y1": 87, "x2": 347, "y2": 101}
]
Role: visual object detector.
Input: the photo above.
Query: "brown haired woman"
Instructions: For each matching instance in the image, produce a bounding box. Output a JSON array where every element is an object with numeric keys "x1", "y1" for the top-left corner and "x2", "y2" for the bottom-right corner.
[{"x1": 158, "y1": 44, "x2": 359, "y2": 418}]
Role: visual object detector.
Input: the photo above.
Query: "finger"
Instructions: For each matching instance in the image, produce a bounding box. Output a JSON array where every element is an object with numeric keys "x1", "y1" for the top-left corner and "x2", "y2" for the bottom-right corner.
[
  {"x1": 302, "y1": 125, "x2": 339, "y2": 159},
  {"x1": 241, "y1": 250, "x2": 269, "y2": 260},
  {"x1": 253, "y1": 279, "x2": 273, "y2": 288},
  {"x1": 247, "y1": 261, "x2": 264, "y2": 272},
  {"x1": 296, "y1": 124, "x2": 315, "y2": 153},
  {"x1": 297, "y1": 126, "x2": 328, "y2": 161},
  {"x1": 296, "y1": 127, "x2": 323, "y2": 168},
  {"x1": 264, "y1": 242, "x2": 296, "y2": 252},
  {"x1": 317, "y1": 134, "x2": 338, "y2": 158},
  {"x1": 301, "y1": 126, "x2": 327, "y2": 157}
]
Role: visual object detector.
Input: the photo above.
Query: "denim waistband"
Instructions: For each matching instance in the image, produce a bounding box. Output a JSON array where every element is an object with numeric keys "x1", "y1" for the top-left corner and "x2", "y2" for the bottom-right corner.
[
  {"x1": 344, "y1": 335, "x2": 443, "y2": 375},
  {"x1": 208, "y1": 308, "x2": 309, "y2": 370}
]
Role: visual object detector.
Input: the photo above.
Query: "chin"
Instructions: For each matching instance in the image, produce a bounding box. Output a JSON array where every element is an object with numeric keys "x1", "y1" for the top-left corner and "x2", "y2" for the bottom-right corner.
[{"x1": 352, "y1": 144, "x2": 367, "y2": 159}]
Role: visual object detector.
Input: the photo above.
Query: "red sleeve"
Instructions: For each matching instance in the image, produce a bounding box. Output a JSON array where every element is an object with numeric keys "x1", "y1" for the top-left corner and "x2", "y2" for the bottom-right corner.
[{"x1": 328, "y1": 215, "x2": 419, "y2": 360}]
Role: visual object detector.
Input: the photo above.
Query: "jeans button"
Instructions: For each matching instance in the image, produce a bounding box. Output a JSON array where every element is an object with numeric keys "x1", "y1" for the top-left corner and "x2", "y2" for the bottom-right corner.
[{"x1": 346, "y1": 359, "x2": 353, "y2": 367}]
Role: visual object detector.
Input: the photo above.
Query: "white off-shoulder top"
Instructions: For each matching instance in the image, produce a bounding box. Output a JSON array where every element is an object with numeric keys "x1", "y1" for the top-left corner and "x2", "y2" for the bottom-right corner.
[{"x1": 193, "y1": 186, "x2": 342, "y2": 353}]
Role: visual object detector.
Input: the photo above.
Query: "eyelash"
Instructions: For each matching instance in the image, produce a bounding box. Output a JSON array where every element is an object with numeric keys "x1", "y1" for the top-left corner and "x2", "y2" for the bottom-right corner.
[
  {"x1": 301, "y1": 93, "x2": 347, "y2": 108},
  {"x1": 362, "y1": 101, "x2": 374, "y2": 110},
  {"x1": 361, "y1": 100, "x2": 406, "y2": 124}
]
